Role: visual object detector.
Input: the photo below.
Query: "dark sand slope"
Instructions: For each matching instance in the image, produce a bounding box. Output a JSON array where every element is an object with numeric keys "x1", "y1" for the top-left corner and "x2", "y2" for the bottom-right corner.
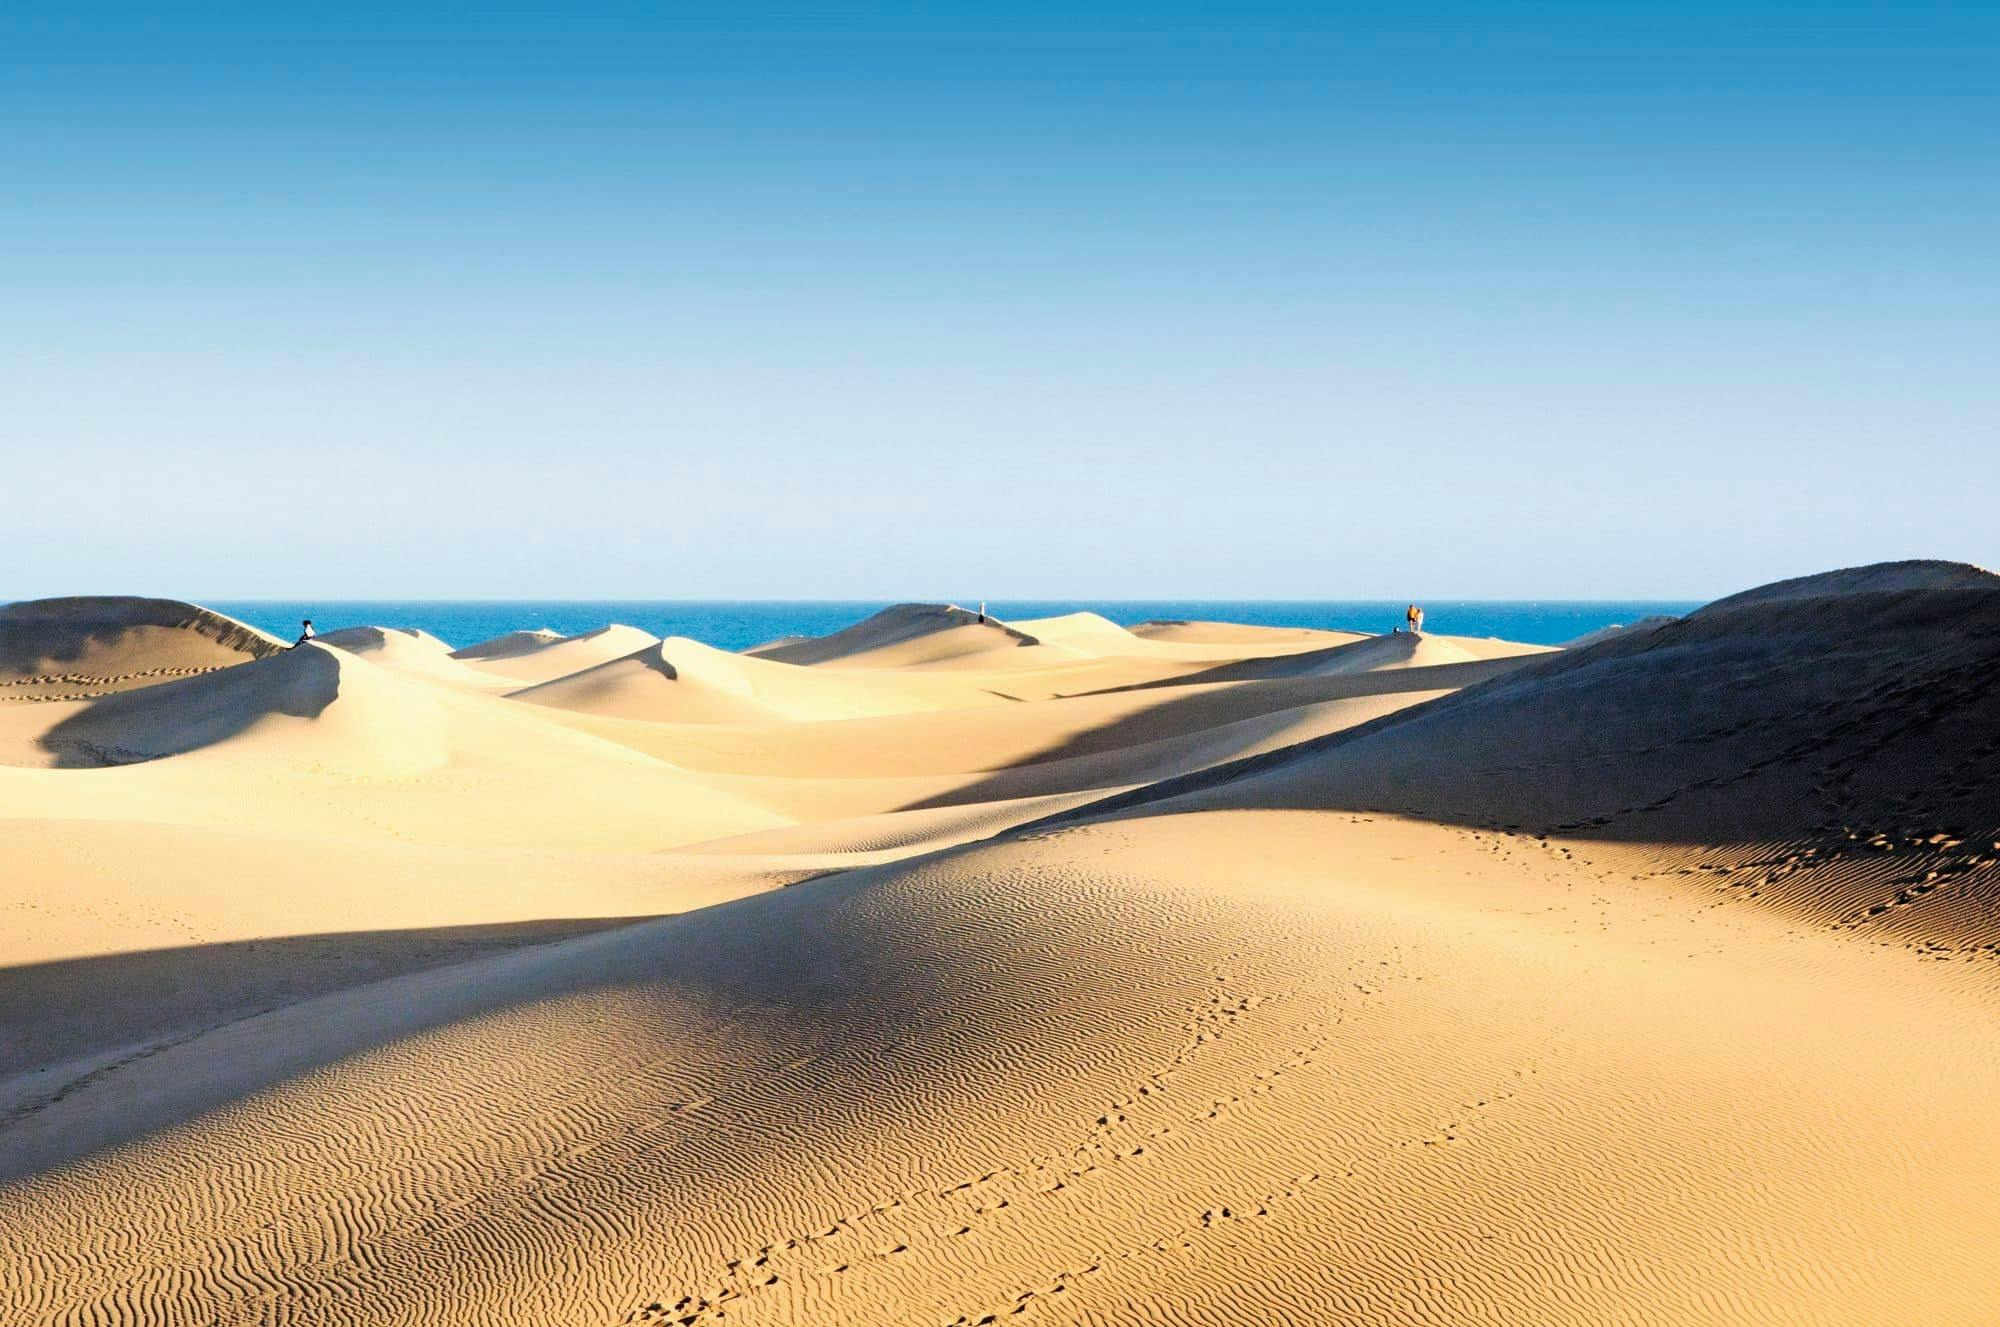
[
  {"x1": 0, "y1": 597, "x2": 284, "y2": 701},
  {"x1": 1056, "y1": 560, "x2": 2000, "y2": 949}
]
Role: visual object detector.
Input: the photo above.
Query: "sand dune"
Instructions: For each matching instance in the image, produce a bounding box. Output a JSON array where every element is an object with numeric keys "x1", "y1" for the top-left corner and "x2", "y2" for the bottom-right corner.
[
  {"x1": 17, "y1": 642, "x2": 449, "y2": 772},
  {"x1": 0, "y1": 596, "x2": 283, "y2": 701},
  {"x1": 6, "y1": 565, "x2": 1999, "y2": 1326},
  {"x1": 452, "y1": 623, "x2": 662, "y2": 685},
  {"x1": 319, "y1": 624, "x2": 454, "y2": 654},
  {"x1": 317, "y1": 625, "x2": 519, "y2": 690},
  {"x1": 1044, "y1": 561, "x2": 2000, "y2": 944},
  {"x1": 1111, "y1": 627, "x2": 1549, "y2": 689},
  {"x1": 1561, "y1": 613, "x2": 1677, "y2": 648},
  {"x1": 999, "y1": 611, "x2": 1376, "y2": 666},
  {"x1": 509, "y1": 635, "x2": 1017, "y2": 724},
  {"x1": 509, "y1": 636, "x2": 783, "y2": 724},
  {"x1": 1701, "y1": 556, "x2": 1999, "y2": 609},
  {"x1": 1008, "y1": 610, "x2": 1137, "y2": 649},
  {"x1": 450, "y1": 626, "x2": 564, "y2": 659},
  {"x1": 752, "y1": 602, "x2": 1038, "y2": 667},
  {"x1": 1131, "y1": 618, "x2": 1361, "y2": 646}
]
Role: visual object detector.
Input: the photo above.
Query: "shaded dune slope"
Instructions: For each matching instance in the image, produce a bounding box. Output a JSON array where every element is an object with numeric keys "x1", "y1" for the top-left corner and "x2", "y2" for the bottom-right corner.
[
  {"x1": 1040, "y1": 562, "x2": 2000, "y2": 947},
  {"x1": 0, "y1": 597, "x2": 284, "y2": 701},
  {"x1": 1104, "y1": 628, "x2": 1545, "y2": 690},
  {"x1": 449, "y1": 627, "x2": 562, "y2": 660},
  {"x1": 27, "y1": 645, "x2": 362, "y2": 769},
  {"x1": 1562, "y1": 614, "x2": 1677, "y2": 648}
]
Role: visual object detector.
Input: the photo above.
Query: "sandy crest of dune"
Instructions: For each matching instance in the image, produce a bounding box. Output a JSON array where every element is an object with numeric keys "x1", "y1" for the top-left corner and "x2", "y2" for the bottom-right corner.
[
  {"x1": 1007, "y1": 610, "x2": 1138, "y2": 649},
  {"x1": 319, "y1": 624, "x2": 453, "y2": 654},
  {"x1": 318, "y1": 625, "x2": 511, "y2": 687},
  {"x1": 1020, "y1": 613, "x2": 1386, "y2": 666},
  {"x1": 752, "y1": 603, "x2": 1038, "y2": 668},
  {"x1": 452, "y1": 624, "x2": 662, "y2": 685},
  {"x1": 1096, "y1": 629, "x2": 1545, "y2": 691}
]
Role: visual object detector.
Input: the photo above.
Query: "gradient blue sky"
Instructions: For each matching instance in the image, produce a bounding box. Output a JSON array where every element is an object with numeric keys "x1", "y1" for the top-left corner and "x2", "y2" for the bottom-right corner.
[{"x1": 6, "y1": 2, "x2": 1995, "y2": 599}]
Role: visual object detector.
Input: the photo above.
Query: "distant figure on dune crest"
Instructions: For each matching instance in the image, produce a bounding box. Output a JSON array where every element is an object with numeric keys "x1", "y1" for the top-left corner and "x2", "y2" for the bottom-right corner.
[
  {"x1": 978, "y1": 601, "x2": 988, "y2": 624},
  {"x1": 293, "y1": 619, "x2": 315, "y2": 648},
  {"x1": 1406, "y1": 604, "x2": 1424, "y2": 635}
]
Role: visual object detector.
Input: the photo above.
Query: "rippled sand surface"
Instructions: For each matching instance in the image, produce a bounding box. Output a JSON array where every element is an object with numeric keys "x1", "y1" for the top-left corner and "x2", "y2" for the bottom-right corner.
[{"x1": 6, "y1": 566, "x2": 1998, "y2": 1325}]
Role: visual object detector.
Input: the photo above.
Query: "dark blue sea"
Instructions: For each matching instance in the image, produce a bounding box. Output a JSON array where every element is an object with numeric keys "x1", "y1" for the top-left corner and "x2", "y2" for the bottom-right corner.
[{"x1": 211, "y1": 601, "x2": 1701, "y2": 652}]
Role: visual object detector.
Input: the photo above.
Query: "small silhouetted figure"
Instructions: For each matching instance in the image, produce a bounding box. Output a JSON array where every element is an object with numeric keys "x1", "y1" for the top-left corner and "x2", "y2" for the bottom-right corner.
[
  {"x1": 1405, "y1": 604, "x2": 1419, "y2": 635},
  {"x1": 294, "y1": 619, "x2": 316, "y2": 648},
  {"x1": 978, "y1": 601, "x2": 987, "y2": 624}
]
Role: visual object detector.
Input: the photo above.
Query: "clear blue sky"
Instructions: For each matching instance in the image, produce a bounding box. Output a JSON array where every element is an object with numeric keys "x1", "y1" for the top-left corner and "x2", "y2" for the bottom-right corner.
[{"x1": 6, "y1": 2, "x2": 1995, "y2": 599}]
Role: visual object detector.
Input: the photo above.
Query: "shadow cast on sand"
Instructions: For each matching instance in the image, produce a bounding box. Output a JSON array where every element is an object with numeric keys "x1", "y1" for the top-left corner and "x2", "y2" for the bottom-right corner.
[
  {"x1": 896, "y1": 654, "x2": 1537, "y2": 813},
  {"x1": 1092, "y1": 629, "x2": 1432, "y2": 690},
  {"x1": 36, "y1": 644, "x2": 342, "y2": 767},
  {"x1": 1013, "y1": 587, "x2": 2000, "y2": 851},
  {"x1": 0, "y1": 597, "x2": 282, "y2": 680},
  {"x1": 0, "y1": 917, "x2": 654, "y2": 1081},
  {"x1": 0, "y1": 864, "x2": 965, "y2": 1183}
]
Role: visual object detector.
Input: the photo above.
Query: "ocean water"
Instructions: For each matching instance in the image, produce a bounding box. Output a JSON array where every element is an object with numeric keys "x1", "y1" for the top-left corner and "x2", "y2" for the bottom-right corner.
[{"x1": 212, "y1": 601, "x2": 1702, "y2": 652}]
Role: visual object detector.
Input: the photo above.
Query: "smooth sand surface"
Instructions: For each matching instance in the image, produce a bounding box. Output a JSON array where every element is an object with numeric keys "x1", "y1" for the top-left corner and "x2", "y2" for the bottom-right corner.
[
  {"x1": 1130, "y1": 619, "x2": 1362, "y2": 646},
  {"x1": 5, "y1": 564, "x2": 1999, "y2": 1325},
  {"x1": 752, "y1": 603, "x2": 1039, "y2": 667},
  {"x1": 453, "y1": 624, "x2": 664, "y2": 685}
]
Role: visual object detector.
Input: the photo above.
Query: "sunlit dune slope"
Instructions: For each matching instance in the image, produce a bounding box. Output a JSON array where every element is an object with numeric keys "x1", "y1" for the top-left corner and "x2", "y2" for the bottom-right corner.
[
  {"x1": 751, "y1": 602, "x2": 1038, "y2": 667},
  {"x1": 319, "y1": 624, "x2": 453, "y2": 654},
  {"x1": 317, "y1": 625, "x2": 519, "y2": 689},
  {"x1": 8, "y1": 811, "x2": 1999, "y2": 1324},
  {"x1": 1130, "y1": 618, "x2": 1361, "y2": 646},
  {"x1": 452, "y1": 623, "x2": 662, "y2": 685}
]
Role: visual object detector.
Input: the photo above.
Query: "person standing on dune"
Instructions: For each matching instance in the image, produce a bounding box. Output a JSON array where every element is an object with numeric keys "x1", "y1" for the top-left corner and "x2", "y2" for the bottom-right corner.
[
  {"x1": 1414, "y1": 605, "x2": 1425, "y2": 634},
  {"x1": 1406, "y1": 604, "x2": 1420, "y2": 634}
]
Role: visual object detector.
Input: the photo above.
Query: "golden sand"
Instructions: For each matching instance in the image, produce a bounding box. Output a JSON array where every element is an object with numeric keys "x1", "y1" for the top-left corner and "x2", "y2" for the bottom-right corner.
[{"x1": 4, "y1": 566, "x2": 1997, "y2": 1325}]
